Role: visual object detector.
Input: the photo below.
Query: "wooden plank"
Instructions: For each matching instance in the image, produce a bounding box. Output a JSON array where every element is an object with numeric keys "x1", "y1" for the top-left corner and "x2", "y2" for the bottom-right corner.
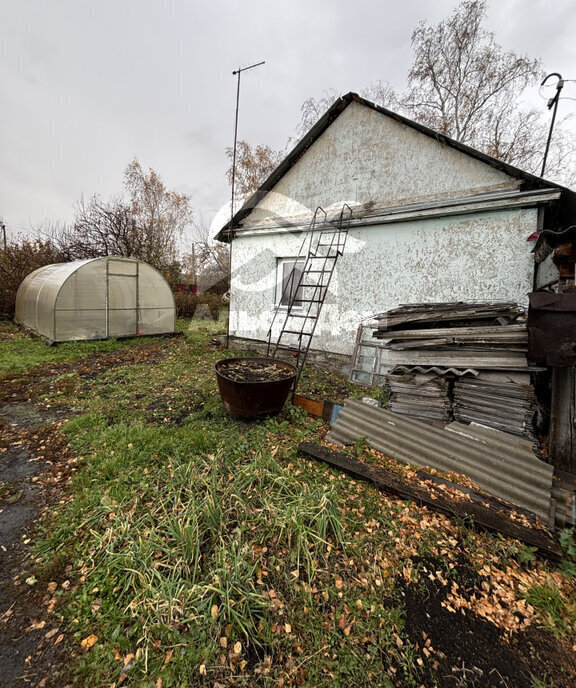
[
  {"x1": 292, "y1": 394, "x2": 324, "y2": 418},
  {"x1": 292, "y1": 394, "x2": 335, "y2": 424},
  {"x1": 374, "y1": 324, "x2": 527, "y2": 340},
  {"x1": 386, "y1": 349, "x2": 528, "y2": 368},
  {"x1": 298, "y1": 441, "x2": 562, "y2": 560},
  {"x1": 377, "y1": 304, "x2": 524, "y2": 330}
]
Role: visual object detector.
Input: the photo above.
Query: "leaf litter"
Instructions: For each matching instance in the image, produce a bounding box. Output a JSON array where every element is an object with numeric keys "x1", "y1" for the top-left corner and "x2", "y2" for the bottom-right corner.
[{"x1": 1, "y1": 321, "x2": 575, "y2": 687}]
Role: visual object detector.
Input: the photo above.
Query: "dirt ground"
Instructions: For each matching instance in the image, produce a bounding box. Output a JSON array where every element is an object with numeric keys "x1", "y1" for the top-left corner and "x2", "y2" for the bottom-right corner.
[{"x1": 400, "y1": 555, "x2": 576, "y2": 687}]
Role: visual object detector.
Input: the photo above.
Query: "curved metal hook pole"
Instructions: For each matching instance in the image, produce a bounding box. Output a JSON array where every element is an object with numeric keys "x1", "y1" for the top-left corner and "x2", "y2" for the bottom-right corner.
[{"x1": 540, "y1": 73, "x2": 564, "y2": 178}]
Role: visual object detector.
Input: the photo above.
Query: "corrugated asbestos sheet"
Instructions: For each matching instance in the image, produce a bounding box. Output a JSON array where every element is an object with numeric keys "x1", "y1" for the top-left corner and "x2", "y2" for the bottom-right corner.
[
  {"x1": 350, "y1": 302, "x2": 541, "y2": 440},
  {"x1": 452, "y1": 372, "x2": 537, "y2": 439},
  {"x1": 327, "y1": 399, "x2": 554, "y2": 523},
  {"x1": 387, "y1": 371, "x2": 452, "y2": 423}
]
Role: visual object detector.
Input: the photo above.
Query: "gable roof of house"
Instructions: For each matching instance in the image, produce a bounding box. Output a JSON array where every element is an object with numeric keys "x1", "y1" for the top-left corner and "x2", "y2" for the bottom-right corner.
[{"x1": 217, "y1": 91, "x2": 575, "y2": 241}]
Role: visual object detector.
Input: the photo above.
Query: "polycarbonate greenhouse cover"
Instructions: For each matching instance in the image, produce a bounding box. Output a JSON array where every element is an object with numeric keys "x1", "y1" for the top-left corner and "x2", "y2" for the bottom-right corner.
[{"x1": 15, "y1": 257, "x2": 176, "y2": 342}]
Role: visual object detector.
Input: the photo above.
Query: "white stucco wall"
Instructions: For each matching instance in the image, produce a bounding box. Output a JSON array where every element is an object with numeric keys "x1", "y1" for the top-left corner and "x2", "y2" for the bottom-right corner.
[
  {"x1": 243, "y1": 102, "x2": 519, "y2": 227},
  {"x1": 229, "y1": 208, "x2": 536, "y2": 356}
]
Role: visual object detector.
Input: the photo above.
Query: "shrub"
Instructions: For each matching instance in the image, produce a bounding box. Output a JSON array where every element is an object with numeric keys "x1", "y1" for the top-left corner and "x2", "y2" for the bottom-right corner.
[{"x1": 0, "y1": 238, "x2": 64, "y2": 319}]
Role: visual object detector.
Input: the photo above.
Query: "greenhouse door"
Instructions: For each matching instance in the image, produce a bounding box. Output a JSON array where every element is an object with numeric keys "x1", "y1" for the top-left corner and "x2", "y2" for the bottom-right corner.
[{"x1": 107, "y1": 261, "x2": 138, "y2": 337}]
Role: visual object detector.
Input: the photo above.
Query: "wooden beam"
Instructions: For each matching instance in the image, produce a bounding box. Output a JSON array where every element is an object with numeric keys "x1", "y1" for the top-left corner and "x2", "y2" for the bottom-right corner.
[
  {"x1": 292, "y1": 394, "x2": 336, "y2": 424},
  {"x1": 298, "y1": 442, "x2": 562, "y2": 560}
]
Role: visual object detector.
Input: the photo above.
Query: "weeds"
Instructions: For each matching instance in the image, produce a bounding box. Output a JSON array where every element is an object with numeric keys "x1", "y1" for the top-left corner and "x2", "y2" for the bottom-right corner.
[
  {"x1": 524, "y1": 581, "x2": 576, "y2": 636},
  {"x1": 3, "y1": 319, "x2": 575, "y2": 686}
]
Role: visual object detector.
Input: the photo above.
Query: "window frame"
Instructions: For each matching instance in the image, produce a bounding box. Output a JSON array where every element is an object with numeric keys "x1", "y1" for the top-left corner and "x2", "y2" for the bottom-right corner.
[{"x1": 275, "y1": 257, "x2": 305, "y2": 309}]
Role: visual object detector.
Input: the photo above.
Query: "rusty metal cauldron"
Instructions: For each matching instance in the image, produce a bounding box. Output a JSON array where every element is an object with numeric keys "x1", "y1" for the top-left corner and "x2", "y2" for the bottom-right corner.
[{"x1": 214, "y1": 357, "x2": 297, "y2": 419}]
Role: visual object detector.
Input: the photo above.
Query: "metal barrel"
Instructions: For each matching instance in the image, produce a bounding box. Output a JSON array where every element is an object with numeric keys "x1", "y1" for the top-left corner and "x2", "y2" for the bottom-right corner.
[{"x1": 215, "y1": 357, "x2": 297, "y2": 419}]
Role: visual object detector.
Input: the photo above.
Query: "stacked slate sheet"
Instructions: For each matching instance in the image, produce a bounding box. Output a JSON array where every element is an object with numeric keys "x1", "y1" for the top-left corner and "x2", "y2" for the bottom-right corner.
[
  {"x1": 372, "y1": 302, "x2": 539, "y2": 440},
  {"x1": 387, "y1": 370, "x2": 452, "y2": 424},
  {"x1": 453, "y1": 372, "x2": 537, "y2": 440}
]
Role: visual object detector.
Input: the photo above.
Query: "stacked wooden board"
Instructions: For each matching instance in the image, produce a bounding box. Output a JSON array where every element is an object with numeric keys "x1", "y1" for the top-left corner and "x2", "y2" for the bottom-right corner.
[
  {"x1": 372, "y1": 302, "x2": 539, "y2": 440},
  {"x1": 374, "y1": 301, "x2": 526, "y2": 332},
  {"x1": 374, "y1": 302, "x2": 530, "y2": 371}
]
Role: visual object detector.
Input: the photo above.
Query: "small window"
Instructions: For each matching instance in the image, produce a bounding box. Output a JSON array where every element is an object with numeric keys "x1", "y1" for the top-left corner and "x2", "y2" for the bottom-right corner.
[{"x1": 276, "y1": 258, "x2": 305, "y2": 307}]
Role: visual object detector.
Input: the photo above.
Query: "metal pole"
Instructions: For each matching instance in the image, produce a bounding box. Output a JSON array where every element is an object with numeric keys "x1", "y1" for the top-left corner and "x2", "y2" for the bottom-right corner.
[
  {"x1": 541, "y1": 73, "x2": 564, "y2": 178},
  {"x1": 230, "y1": 69, "x2": 241, "y2": 227},
  {"x1": 230, "y1": 60, "x2": 265, "y2": 230}
]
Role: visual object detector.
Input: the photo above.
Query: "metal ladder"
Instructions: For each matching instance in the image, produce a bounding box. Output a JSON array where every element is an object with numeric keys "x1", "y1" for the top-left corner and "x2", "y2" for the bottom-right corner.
[{"x1": 267, "y1": 203, "x2": 352, "y2": 392}]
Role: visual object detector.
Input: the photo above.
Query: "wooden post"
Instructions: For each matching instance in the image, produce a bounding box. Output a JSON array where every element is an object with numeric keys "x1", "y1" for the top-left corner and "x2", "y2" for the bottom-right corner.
[{"x1": 549, "y1": 366, "x2": 576, "y2": 474}]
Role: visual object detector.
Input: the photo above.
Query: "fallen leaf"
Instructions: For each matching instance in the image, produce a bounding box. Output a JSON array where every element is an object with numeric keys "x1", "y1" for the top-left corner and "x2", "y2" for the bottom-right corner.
[
  {"x1": 284, "y1": 623, "x2": 292, "y2": 634},
  {"x1": 233, "y1": 641, "x2": 242, "y2": 654},
  {"x1": 164, "y1": 649, "x2": 173, "y2": 665},
  {"x1": 81, "y1": 634, "x2": 98, "y2": 650},
  {"x1": 210, "y1": 604, "x2": 219, "y2": 620}
]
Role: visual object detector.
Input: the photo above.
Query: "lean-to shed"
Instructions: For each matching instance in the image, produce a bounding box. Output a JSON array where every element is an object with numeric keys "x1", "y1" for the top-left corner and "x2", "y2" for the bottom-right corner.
[{"x1": 15, "y1": 256, "x2": 176, "y2": 342}]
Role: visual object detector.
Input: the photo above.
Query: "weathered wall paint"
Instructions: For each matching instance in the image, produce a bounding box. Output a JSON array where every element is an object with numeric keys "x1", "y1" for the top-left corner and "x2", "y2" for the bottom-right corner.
[
  {"x1": 243, "y1": 102, "x2": 518, "y2": 227},
  {"x1": 229, "y1": 208, "x2": 536, "y2": 356}
]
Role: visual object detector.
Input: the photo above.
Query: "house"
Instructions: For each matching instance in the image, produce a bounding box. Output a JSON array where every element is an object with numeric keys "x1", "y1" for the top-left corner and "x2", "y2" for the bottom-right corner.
[{"x1": 217, "y1": 92, "x2": 576, "y2": 360}]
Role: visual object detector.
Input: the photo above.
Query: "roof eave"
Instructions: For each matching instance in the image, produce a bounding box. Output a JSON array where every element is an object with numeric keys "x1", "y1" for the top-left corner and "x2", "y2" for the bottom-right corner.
[{"x1": 216, "y1": 91, "x2": 576, "y2": 242}]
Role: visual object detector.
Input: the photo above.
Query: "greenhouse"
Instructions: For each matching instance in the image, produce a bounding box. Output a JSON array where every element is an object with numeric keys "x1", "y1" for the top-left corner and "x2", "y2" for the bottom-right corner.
[{"x1": 15, "y1": 256, "x2": 176, "y2": 342}]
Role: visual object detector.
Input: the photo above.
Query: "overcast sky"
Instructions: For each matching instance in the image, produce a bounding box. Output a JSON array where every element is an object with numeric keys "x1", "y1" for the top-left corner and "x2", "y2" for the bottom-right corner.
[{"x1": 2, "y1": 0, "x2": 575, "y2": 244}]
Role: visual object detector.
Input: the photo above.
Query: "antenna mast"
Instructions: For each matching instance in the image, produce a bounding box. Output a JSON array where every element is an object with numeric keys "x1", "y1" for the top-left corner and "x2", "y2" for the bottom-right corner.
[{"x1": 230, "y1": 61, "x2": 265, "y2": 230}]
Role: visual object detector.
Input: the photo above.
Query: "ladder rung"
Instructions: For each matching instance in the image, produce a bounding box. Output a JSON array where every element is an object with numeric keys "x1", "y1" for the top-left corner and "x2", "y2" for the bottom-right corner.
[{"x1": 280, "y1": 330, "x2": 312, "y2": 337}]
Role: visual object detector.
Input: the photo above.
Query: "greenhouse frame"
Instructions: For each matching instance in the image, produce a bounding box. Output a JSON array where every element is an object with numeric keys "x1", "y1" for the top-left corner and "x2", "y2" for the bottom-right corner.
[{"x1": 15, "y1": 256, "x2": 176, "y2": 342}]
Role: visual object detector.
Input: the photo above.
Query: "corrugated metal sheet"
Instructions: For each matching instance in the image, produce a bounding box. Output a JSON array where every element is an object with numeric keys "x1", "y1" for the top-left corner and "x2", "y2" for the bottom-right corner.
[{"x1": 326, "y1": 399, "x2": 553, "y2": 523}]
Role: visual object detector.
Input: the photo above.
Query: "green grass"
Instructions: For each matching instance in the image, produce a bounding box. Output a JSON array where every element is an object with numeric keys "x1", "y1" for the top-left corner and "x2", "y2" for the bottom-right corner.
[
  {"x1": 0, "y1": 321, "x2": 157, "y2": 375},
  {"x1": 524, "y1": 582, "x2": 576, "y2": 636},
  {"x1": 3, "y1": 318, "x2": 575, "y2": 687}
]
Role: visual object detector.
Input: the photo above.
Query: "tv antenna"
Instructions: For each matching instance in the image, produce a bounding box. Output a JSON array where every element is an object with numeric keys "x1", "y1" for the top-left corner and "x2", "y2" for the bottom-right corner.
[{"x1": 230, "y1": 61, "x2": 265, "y2": 229}]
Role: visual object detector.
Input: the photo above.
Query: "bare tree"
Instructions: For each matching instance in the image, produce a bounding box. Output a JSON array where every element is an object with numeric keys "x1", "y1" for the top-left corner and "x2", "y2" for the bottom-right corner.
[
  {"x1": 48, "y1": 160, "x2": 194, "y2": 272},
  {"x1": 225, "y1": 140, "x2": 283, "y2": 203},
  {"x1": 294, "y1": 89, "x2": 340, "y2": 140},
  {"x1": 293, "y1": 1, "x2": 575, "y2": 185},
  {"x1": 124, "y1": 159, "x2": 193, "y2": 267},
  {"x1": 54, "y1": 195, "x2": 134, "y2": 260},
  {"x1": 402, "y1": 2, "x2": 540, "y2": 141},
  {"x1": 184, "y1": 216, "x2": 230, "y2": 292}
]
